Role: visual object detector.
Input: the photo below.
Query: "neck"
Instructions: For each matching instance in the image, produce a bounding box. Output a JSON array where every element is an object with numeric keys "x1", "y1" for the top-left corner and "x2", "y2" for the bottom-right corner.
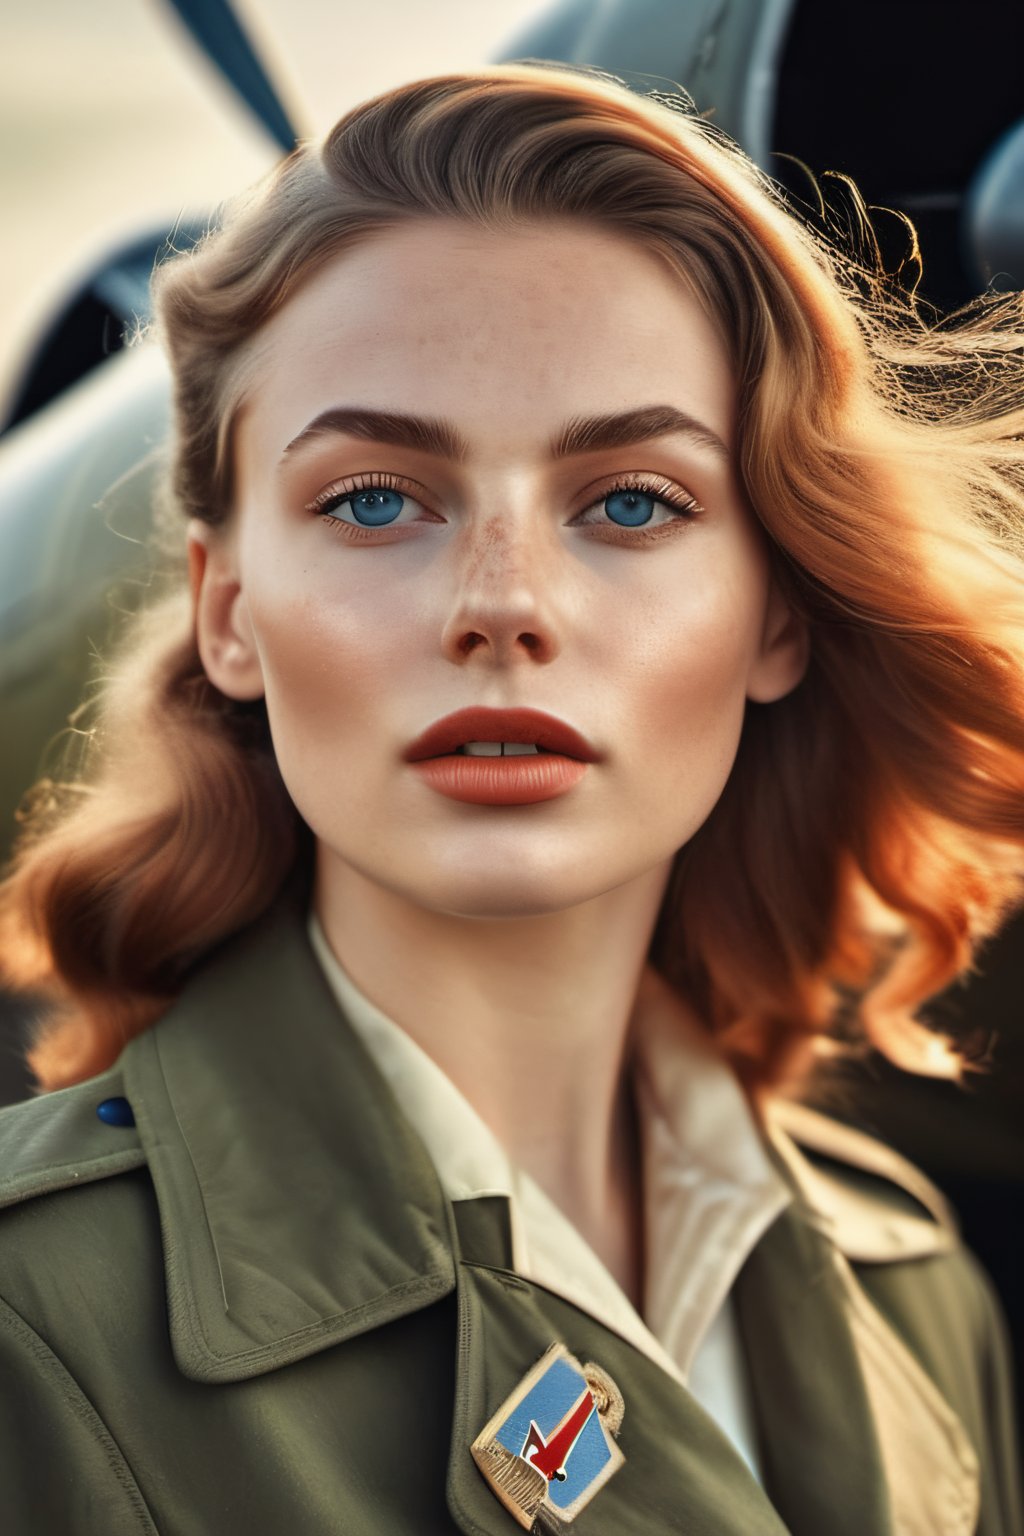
[{"x1": 314, "y1": 850, "x2": 672, "y2": 1303}]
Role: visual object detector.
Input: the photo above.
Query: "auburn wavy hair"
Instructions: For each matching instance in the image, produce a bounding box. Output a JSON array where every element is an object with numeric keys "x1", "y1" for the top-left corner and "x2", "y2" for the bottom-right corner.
[{"x1": 3, "y1": 63, "x2": 1024, "y2": 1095}]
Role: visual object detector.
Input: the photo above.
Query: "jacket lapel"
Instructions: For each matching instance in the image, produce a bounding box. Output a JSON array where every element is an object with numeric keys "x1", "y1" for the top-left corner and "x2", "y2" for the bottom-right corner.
[
  {"x1": 733, "y1": 1196, "x2": 893, "y2": 1535},
  {"x1": 834, "y1": 1247, "x2": 982, "y2": 1536},
  {"x1": 447, "y1": 1195, "x2": 792, "y2": 1535},
  {"x1": 744, "y1": 1117, "x2": 982, "y2": 1536}
]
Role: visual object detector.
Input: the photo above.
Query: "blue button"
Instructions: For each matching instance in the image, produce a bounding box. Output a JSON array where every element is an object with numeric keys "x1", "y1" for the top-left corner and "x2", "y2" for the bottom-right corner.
[{"x1": 96, "y1": 1096, "x2": 136, "y2": 1128}]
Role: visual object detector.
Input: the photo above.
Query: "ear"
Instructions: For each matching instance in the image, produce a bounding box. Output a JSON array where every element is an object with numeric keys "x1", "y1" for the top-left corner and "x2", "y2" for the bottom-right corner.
[
  {"x1": 745, "y1": 579, "x2": 810, "y2": 704},
  {"x1": 187, "y1": 520, "x2": 265, "y2": 701}
]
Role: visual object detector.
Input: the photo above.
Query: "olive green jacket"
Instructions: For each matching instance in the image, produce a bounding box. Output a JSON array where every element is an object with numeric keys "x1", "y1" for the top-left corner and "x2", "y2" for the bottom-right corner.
[{"x1": 0, "y1": 898, "x2": 1020, "y2": 1535}]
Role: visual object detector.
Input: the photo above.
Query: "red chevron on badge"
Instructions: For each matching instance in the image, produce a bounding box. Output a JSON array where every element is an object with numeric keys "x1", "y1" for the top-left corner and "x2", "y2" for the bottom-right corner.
[{"x1": 521, "y1": 1385, "x2": 594, "y2": 1482}]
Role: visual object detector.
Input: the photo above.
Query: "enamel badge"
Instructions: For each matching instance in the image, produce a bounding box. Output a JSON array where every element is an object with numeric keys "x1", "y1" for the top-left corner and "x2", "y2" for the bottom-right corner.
[{"x1": 471, "y1": 1343, "x2": 625, "y2": 1529}]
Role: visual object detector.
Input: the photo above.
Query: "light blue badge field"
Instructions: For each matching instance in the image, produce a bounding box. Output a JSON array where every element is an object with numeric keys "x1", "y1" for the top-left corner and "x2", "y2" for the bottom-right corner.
[{"x1": 493, "y1": 1353, "x2": 612, "y2": 1512}]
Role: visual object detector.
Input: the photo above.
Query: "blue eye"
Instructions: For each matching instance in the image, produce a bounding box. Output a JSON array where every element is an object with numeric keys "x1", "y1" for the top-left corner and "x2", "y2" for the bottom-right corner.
[
  {"x1": 603, "y1": 490, "x2": 657, "y2": 527},
  {"x1": 345, "y1": 489, "x2": 405, "y2": 525}
]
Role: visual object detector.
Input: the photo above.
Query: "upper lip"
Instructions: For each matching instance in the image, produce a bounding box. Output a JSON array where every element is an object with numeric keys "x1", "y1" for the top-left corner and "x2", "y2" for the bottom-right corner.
[{"x1": 403, "y1": 707, "x2": 600, "y2": 763}]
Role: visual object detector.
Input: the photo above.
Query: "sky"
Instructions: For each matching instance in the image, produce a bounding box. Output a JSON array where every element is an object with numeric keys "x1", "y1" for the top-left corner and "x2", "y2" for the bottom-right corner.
[{"x1": 0, "y1": 0, "x2": 552, "y2": 401}]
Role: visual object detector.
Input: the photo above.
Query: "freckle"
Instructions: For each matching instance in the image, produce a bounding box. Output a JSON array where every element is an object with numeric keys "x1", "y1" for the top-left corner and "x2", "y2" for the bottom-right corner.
[
  {"x1": 485, "y1": 518, "x2": 508, "y2": 552},
  {"x1": 465, "y1": 515, "x2": 508, "y2": 583}
]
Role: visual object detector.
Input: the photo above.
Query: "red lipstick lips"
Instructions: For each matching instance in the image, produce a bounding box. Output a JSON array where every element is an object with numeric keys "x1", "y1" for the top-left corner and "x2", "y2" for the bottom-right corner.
[
  {"x1": 404, "y1": 707, "x2": 598, "y2": 764},
  {"x1": 404, "y1": 707, "x2": 598, "y2": 805}
]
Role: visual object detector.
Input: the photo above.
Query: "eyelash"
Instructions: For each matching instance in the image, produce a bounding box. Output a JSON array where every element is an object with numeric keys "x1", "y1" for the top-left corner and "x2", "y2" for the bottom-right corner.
[
  {"x1": 582, "y1": 472, "x2": 703, "y2": 533},
  {"x1": 308, "y1": 471, "x2": 420, "y2": 536},
  {"x1": 306, "y1": 469, "x2": 703, "y2": 542}
]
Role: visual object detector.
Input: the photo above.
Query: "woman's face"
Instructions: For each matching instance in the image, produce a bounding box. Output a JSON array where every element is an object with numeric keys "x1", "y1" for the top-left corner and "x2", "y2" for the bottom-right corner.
[{"x1": 193, "y1": 217, "x2": 806, "y2": 918}]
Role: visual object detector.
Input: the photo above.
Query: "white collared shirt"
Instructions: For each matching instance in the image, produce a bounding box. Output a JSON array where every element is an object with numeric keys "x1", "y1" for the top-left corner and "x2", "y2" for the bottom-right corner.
[{"x1": 308, "y1": 913, "x2": 791, "y2": 1482}]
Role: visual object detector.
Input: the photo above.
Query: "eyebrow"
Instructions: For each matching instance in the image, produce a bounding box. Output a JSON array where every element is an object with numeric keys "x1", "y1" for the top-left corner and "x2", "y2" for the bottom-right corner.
[{"x1": 279, "y1": 403, "x2": 730, "y2": 466}]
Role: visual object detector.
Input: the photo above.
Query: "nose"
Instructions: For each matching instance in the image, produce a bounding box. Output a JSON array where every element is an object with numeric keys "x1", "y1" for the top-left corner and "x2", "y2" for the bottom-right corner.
[{"x1": 440, "y1": 510, "x2": 563, "y2": 665}]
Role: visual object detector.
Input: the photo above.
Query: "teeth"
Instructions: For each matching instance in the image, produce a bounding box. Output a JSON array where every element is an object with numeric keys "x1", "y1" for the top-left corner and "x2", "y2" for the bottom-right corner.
[{"x1": 460, "y1": 741, "x2": 540, "y2": 756}]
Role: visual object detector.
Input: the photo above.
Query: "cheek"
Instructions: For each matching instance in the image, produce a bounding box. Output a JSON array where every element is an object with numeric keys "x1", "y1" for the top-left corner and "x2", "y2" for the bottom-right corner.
[
  {"x1": 626, "y1": 562, "x2": 765, "y2": 786},
  {"x1": 243, "y1": 556, "x2": 410, "y2": 774}
]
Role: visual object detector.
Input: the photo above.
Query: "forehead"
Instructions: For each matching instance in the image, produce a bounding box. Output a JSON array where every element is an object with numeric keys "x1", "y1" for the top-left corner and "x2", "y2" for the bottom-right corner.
[{"x1": 237, "y1": 217, "x2": 736, "y2": 460}]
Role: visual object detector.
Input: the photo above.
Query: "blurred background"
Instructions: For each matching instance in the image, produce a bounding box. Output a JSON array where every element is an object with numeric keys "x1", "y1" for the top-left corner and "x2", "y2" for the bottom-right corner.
[
  {"x1": 0, "y1": 0, "x2": 553, "y2": 408},
  {"x1": 1, "y1": 0, "x2": 1022, "y2": 1421}
]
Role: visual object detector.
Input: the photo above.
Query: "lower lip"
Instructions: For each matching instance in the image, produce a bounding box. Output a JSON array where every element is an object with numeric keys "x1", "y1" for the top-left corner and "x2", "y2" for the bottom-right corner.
[{"x1": 408, "y1": 753, "x2": 590, "y2": 805}]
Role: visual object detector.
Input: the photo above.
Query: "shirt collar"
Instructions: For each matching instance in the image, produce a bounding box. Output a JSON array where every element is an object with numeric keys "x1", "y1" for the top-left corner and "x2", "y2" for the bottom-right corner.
[
  {"x1": 628, "y1": 966, "x2": 791, "y2": 1372},
  {"x1": 307, "y1": 911, "x2": 517, "y2": 1206},
  {"x1": 308, "y1": 911, "x2": 790, "y2": 1380}
]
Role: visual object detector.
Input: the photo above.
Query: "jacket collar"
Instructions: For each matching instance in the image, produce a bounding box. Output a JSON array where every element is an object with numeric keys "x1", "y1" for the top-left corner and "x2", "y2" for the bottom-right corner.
[
  {"x1": 763, "y1": 1098, "x2": 959, "y2": 1262},
  {"x1": 121, "y1": 889, "x2": 455, "y2": 1384}
]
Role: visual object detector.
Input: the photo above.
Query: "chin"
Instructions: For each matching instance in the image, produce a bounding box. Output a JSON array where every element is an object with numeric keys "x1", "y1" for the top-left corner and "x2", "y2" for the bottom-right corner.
[
  {"x1": 416, "y1": 872, "x2": 601, "y2": 922},
  {"x1": 429, "y1": 884, "x2": 595, "y2": 915},
  {"x1": 407, "y1": 851, "x2": 664, "y2": 922}
]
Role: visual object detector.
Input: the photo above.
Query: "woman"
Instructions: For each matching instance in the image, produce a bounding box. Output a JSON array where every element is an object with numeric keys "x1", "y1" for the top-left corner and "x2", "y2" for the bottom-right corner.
[{"x1": 0, "y1": 62, "x2": 1021, "y2": 1535}]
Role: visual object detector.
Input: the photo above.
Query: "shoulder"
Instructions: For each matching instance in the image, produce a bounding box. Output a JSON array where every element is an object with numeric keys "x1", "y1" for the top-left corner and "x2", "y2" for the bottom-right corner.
[
  {"x1": 0, "y1": 1066, "x2": 162, "y2": 1373},
  {"x1": 0, "y1": 1073, "x2": 168, "y2": 1535},
  {"x1": 764, "y1": 1097, "x2": 960, "y2": 1262},
  {"x1": 0, "y1": 1065, "x2": 146, "y2": 1218}
]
